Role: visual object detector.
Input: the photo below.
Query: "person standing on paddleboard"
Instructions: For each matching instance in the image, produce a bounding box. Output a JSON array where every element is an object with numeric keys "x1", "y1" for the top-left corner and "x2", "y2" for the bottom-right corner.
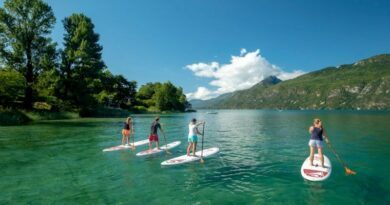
[
  {"x1": 149, "y1": 117, "x2": 164, "y2": 150},
  {"x1": 187, "y1": 118, "x2": 204, "y2": 156},
  {"x1": 122, "y1": 117, "x2": 134, "y2": 146},
  {"x1": 308, "y1": 118, "x2": 329, "y2": 168}
]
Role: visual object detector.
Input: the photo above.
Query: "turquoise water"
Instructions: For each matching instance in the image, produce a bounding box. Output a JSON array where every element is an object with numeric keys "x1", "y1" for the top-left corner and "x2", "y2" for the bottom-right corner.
[{"x1": 0, "y1": 110, "x2": 389, "y2": 205}]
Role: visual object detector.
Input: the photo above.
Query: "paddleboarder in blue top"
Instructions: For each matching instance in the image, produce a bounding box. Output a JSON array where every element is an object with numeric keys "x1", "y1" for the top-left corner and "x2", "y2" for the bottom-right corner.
[
  {"x1": 308, "y1": 118, "x2": 329, "y2": 168},
  {"x1": 187, "y1": 118, "x2": 204, "y2": 156}
]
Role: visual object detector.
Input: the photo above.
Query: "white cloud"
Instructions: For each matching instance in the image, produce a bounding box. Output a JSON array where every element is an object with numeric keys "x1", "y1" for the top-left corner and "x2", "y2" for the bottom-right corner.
[
  {"x1": 186, "y1": 87, "x2": 216, "y2": 100},
  {"x1": 277, "y1": 70, "x2": 306, "y2": 81},
  {"x1": 186, "y1": 62, "x2": 219, "y2": 78},
  {"x1": 240, "y1": 48, "x2": 247, "y2": 56},
  {"x1": 185, "y1": 49, "x2": 305, "y2": 100}
]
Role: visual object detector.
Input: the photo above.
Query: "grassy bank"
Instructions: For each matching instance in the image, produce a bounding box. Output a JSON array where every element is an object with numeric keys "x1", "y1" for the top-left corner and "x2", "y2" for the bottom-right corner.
[
  {"x1": 0, "y1": 107, "x2": 190, "y2": 126},
  {"x1": 0, "y1": 109, "x2": 79, "y2": 126},
  {"x1": 0, "y1": 109, "x2": 31, "y2": 125},
  {"x1": 24, "y1": 111, "x2": 79, "y2": 121}
]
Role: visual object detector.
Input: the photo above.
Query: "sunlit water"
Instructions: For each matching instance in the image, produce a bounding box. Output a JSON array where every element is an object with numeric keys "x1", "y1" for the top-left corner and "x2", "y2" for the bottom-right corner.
[{"x1": 0, "y1": 110, "x2": 389, "y2": 204}]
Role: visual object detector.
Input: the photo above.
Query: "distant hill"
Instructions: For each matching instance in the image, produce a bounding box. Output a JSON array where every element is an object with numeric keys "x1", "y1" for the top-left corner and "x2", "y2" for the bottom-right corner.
[{"x1": 190, "y1": 54, "x2": 390, "y2": 110}]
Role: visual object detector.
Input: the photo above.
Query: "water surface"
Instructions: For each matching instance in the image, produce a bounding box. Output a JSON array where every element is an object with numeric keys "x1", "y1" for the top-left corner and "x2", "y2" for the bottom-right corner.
[{"x1": 0, "y1": 110, "x2": 389, "y2": 204}]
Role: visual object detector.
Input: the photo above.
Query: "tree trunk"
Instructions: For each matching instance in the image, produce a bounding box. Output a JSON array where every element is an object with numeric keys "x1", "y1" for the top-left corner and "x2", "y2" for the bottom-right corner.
[{"x1": 24, "y1": 44, "x2": 33, "y2": 110}]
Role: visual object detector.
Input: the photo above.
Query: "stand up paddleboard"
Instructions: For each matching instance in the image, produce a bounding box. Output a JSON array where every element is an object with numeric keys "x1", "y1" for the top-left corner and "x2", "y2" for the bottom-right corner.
[
  {"x1": 301, "y1": 154, "x2": 332, "y2": 181},
  {"x1": 161, "y1": 147, "x2": 219, "y2": 166},
  {"x1": 136, "y1": 141, "x2": 181, "y2": 156},
  {"x1": 102, "y1": 139, "x2": 149, "y2": 152}
]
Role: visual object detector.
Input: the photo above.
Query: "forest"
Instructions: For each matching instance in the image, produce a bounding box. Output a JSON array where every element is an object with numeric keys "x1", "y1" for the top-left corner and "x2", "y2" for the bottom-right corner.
[{"x1": 0, "y1": 0, "x2": 189, "y2": 122}]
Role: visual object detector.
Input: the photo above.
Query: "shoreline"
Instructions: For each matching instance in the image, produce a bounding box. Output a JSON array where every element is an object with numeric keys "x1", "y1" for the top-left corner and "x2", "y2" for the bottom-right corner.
[{"x1": 0, "y1": 108, "x2": 195, "y2": 126}]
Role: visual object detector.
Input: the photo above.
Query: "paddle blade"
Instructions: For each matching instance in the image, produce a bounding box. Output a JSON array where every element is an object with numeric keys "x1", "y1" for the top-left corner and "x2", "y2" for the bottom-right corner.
[
  {"x1": 200, "y1": 158, "x2": 204, "y2": 164},
  {"x1": 345, "y1": 167, "x2": 356, "y2": 175}
]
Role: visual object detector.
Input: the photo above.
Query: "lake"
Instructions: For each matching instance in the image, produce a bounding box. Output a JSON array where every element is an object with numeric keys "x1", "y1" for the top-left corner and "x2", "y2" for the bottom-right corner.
[{"x1": 0, "y1": 110, "x2": 389, "y2": 204}]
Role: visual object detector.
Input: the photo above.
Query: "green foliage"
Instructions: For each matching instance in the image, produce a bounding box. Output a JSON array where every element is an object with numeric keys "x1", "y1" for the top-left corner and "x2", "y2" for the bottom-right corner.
[
  {"x1": 137, "y1": 81, "x2": 187, "y2": 112},
  {"x1": 0, "y1": 109, "x2": 30, "y2": 125},
  {"x1": 24, "y1": 110, "x2": 79, "y2": 121},
  {"x1": 0, "y1": 69, "x2": 25, "y2": 107},
  {"x1": 56, "y1": 13, "x2": 105, "y2": 111},
  {"x1": 0, "y1": 0, "x2": 56, "y2": 109},
  {"x1": 0, "y1": 2, "x2": 188, "y2": 117}
]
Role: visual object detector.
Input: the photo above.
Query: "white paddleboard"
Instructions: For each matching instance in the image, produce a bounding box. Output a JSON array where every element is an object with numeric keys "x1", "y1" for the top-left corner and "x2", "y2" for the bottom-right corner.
[
  {"x1": 102, "y1": 139, "x2": 149, "y2": 152},
  {"x1": 136, "y1": 141, "x2": 181, "y2": 156},
  {"x1": 161, "y1": 147, "x2": 219, "y2": 166},
  {"x1": 301, "y1": 154, "x2": 332, "y2": 181}
]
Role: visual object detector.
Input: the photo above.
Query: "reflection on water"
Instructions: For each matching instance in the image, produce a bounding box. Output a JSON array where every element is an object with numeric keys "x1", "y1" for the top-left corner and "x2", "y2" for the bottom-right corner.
[{"x1": 0, "y1": 110, "x2": 389, "y2": 204}]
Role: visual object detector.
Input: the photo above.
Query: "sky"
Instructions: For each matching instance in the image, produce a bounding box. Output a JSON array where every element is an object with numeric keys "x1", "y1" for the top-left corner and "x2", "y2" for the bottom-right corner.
[{"x1": 3, "y1": 0, "x2": 390, "y2": 99}]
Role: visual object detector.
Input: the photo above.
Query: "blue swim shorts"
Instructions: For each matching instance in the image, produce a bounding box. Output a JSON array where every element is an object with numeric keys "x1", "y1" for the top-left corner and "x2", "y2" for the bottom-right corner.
[
  {"x1": 308, "y1": 139, "x2": 323, "y2": 148},
  {"x1": 188, "y1": 135, "x2": 198, "y2": 143}
]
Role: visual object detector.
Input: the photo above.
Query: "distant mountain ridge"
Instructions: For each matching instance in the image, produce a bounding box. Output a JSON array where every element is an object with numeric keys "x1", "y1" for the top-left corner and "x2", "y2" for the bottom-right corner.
[{"x1": 190, "y1": 54, "x2": 390, "y2": 110}]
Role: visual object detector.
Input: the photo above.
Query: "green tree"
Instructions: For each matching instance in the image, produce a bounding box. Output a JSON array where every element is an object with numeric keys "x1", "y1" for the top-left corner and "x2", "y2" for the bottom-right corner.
[
  {"x1": 57, "y1": 13, "x2": 105, "y2": 111},
  {"x1": 137, "y1": 82, "x2": 188, "y2": 112},
  {"x1": 0, "y1": 69, "x2": 25, "y2": 107},
  {"x1": 111, "y1": 75, "x2": 137, "y2": 108},
  {"x1": 136, "y1": 82, "x2": 161, "y2": 108},
  {"x1": 0, "y1": 0, "x2": 57, "y2": 109},
  {"x1": 97, "y1": 70, "x2": 137, "y2": 109}
]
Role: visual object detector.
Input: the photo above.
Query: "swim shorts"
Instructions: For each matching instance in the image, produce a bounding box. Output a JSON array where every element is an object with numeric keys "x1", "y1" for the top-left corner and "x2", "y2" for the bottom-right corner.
[
  {"x1": 149, "y1": 134, "x2": 159, "y2": 142},
  {"x1": 308, "y1": 139, "x2": 323, "y2": 148},
  {"x1": 188, "y1": 135, "x2": 198, "y2": 143},
  {"x1": 122, "y1": 129, "x2": 130, "y2": 136}
]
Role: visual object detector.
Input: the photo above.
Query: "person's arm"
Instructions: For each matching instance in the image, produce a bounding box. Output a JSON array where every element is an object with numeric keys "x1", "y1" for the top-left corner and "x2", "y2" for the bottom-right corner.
[
  {"x1": 309, "y1": 126, "x2": 314, "y2": 134},
  {"x1": 158, "y1": 123, "x2": 164, "y2": 135},
  {"x1": 323, "y1": 129, "x2": 329, "y2": 143},
  {"x1": 196, "y1": 121, "x2": 204, "y2": 126},
  {"x1": 196, "y1": 127, "x2": 202, "y2": 135}
]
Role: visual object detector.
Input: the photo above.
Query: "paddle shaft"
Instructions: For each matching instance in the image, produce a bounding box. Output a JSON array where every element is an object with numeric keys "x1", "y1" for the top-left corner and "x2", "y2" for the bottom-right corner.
[
  {"x1": 326, "y1": 141, "x2": 347, "y2": 167},
  {"x1": 201, "y1": 122, "x2": 205, "y2": 158},
  {"x1": 162, "y1": 131, "x2": 171, "y2": 154}
]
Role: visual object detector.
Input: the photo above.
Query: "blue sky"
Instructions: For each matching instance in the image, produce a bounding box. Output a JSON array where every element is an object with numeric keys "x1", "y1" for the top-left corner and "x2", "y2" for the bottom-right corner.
[{"x1": 4, "y1": 0, "x2": 390, "y2": 99}]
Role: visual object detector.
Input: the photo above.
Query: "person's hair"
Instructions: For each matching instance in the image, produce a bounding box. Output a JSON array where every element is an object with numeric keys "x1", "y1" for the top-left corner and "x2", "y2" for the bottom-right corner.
[
  {"x1": 313, "y1": 118, "x2": 322, "y2": 128},
  {"x1": 191, "y1": 118, "x2": 197, "y2": 123},
  {"x1": 155, "y1": 116, "x2": 160, "y2": 121},
  {"x1": 126, "y1": 117, "x2": 132, "y2": 124}
]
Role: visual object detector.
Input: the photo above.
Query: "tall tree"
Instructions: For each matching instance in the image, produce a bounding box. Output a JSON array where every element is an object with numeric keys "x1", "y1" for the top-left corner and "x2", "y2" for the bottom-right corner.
[
  {"x1": 137, "y1": 82, "x2": 188, "y2": 112},
  {"x1": 57, "y1": 13, "x2": 105, "y2": 111},
  {"x1": 97, "y1": 70, "x2": 137, "y2": 109},
  {"x1": 0, "y1": 0, "x2": 56, "y2": 109}
]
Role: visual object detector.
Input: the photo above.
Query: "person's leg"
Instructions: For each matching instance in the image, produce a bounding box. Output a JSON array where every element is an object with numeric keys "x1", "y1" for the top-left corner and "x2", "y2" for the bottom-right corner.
[
  {"x1": 318, "y1": 147, "x2": 324, "y2": 167},
  {"x1": 187, "y1": 143, "x2": 192, "y2": 156},
  {"x1": 149, "y1": 135, "x2": 152, "y2": 150},
  {"x1": 156, "y1": 140, "x2": 159, "y2": 150},
  {"x1": 193, "y1": 142, "x2": 198, "y2": 156},
  {"x1": 309, "y1": 146, "x2": 315, "y2": 166},
  {"x1": 130, "y1": 135, "x2": 135, "y2": 149},
  {"x1": 122, "y1": 133, "x2": 125, "y2": 145}
]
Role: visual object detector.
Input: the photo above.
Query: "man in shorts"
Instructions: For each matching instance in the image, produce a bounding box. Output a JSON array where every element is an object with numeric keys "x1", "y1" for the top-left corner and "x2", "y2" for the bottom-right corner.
[{"x1": 149, "y1": 117, "x2": 164, "y2": 150}]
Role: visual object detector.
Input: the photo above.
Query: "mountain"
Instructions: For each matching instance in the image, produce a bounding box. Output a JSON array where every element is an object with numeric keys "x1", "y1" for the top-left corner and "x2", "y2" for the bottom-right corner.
[
  {"x1": 190, "y1": 75, "x2": 282, "y2": 109},
  {"x1": 190, "y1": 54, "x2": 390, "y2": 110}
]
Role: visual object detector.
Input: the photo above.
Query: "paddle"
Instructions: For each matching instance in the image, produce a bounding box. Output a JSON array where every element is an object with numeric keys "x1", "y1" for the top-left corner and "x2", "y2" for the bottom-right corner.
[
  {"x1": 200, "y1": 122, "x2": 205, "y2": 164},
  {"x1": 325, "y1": 138, "x2": 356, "y2": 175},
  {"x1": 131, "y1": 132, "x2": 135, "y2": 150},
  {"x1": 161, "y1": 132, "x2": 172, "y2": 155}
]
